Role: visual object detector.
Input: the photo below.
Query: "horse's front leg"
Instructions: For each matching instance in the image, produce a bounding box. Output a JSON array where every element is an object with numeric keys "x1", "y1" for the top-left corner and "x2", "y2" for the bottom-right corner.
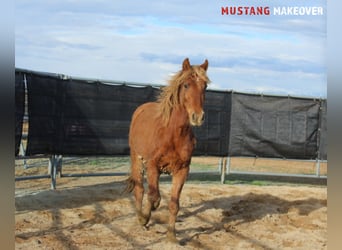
[{"x1": 167, "y1": 166, "x2": 189, "y2": 243}]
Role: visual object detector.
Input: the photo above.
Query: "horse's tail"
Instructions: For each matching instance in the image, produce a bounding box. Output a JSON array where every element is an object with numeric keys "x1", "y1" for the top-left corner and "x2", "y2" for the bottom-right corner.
[{"x1": 121, "y1": 176, "x2": 135, "y2": 195}]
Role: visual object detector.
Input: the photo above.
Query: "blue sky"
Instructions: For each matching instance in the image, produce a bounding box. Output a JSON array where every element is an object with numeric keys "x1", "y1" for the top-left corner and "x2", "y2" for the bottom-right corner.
[{"x1": 15, "y1": 0, "x2": 326, "y2": 97}]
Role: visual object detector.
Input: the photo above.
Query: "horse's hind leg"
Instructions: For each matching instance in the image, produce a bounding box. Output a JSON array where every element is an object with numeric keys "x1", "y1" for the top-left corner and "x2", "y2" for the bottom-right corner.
[
  {"x1": 130, "y1": 151, "x2": 146, "y2": 225},
  {"x1": 144, "y1": 163, "x2": 161, "y2": 222}
]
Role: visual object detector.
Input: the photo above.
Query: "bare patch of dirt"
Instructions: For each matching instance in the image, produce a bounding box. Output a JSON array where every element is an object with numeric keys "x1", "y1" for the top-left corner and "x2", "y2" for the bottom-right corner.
[{"x1": 15, "y1": 175, "x2": 327, "y2": 249}]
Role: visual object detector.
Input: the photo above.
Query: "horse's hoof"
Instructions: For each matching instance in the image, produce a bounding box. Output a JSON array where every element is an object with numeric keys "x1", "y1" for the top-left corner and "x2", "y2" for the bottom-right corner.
[
  {"x1": 138, "y1": 214, "x2": 150, "y2": 226},
  {"x1": 166, "y1": 231, "x2": 178, "y2": 244}
]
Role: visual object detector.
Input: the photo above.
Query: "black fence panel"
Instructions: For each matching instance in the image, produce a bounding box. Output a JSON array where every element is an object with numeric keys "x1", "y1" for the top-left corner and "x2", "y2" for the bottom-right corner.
[
  {"x1": 25, "y1": 73, "x2": 65, "y2": 155},
  {"x1": 229, "y1": 93, "x2": 320, "y2": 159},
  {"x1": 16, "y1": 69, "x2": 327, "y2": 160},
  {"x1": 15, "y1": 72, "x2": 25, "y2": 156},
  {"x1": 60, "y1": 81, "x2": 159, "y2": 155},
  {"x1": 193, "y1": 90, "x2": 231, "y2": 156},
  {"x1": 26, "y1": 73, "x2": 159, "y2": 155}
]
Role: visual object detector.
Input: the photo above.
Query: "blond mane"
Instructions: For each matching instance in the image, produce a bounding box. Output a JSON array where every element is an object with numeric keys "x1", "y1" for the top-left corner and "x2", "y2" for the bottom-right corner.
[{"x1": 157, "y1": 65, "x2": 210, "y2": 125}]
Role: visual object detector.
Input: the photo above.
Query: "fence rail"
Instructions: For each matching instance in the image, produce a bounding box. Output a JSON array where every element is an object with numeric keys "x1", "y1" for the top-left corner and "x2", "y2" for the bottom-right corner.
[{"x1": 15, "y1": 155, "x2": 327, "y2": 189}]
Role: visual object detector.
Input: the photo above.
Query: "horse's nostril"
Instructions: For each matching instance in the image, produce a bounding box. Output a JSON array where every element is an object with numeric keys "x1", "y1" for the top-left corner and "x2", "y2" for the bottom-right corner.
[{"x1": 190, "y1": 111, "x2": 205, "y2": 126}]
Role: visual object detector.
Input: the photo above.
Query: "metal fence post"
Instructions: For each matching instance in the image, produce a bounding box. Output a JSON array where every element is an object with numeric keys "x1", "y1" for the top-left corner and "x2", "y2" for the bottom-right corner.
[
  {"x1": 226, "y1": 156, "x2": 231, "y2": 175},
  {"x1": 48, "y1": 155, "x2": 52, "y2": 175},
  {"x1": 19, "y1": 141, "x2": 27, "y2": 169},
  {"x1": 316, "y1": 159, "x2": 321, "y2": 177},
  {"x1": 220, "y1": 157, "x2": 227, "y2": 184},
  {"x1": 49, "y1": 155, "x2": 57, "y2": 190}
]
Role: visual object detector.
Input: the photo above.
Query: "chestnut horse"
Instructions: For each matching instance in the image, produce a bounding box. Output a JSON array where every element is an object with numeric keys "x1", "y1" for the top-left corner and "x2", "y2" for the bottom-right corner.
[{"x1": 124, "y1": 58, "x2": 210, "y2": 242}]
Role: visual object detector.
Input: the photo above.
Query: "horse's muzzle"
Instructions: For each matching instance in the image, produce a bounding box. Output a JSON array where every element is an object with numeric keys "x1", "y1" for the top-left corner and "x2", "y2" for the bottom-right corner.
[{"x1": 190, "y1": 111, "x2": 205, "y2": 126}]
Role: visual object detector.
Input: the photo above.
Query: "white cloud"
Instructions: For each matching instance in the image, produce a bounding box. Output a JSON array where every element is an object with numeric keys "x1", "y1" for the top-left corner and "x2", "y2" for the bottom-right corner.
[{"x1": 15, "y1": 0, "x2": 326, "y2": 97}]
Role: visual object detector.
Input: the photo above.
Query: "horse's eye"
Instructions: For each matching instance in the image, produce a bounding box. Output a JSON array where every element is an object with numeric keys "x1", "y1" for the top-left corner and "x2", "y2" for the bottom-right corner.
[{"x1": 184, "y1": 83, "x2": 189, "y2": 89}]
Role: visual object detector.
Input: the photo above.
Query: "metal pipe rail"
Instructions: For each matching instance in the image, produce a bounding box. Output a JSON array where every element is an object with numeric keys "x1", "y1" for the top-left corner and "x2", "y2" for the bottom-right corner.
[{"x1": 15, "y1": 155, "x2": 327, "y2": 190}]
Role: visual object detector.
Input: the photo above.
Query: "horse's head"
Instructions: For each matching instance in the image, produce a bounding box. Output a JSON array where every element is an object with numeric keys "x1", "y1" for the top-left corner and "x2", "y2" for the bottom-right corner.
[{"x1": 179, "y1": 58, "x2": 209, "y2": 126}]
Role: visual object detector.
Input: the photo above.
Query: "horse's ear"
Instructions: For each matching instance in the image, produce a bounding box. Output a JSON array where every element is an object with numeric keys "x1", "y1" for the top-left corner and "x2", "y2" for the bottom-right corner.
[
  {"x1": 182, "y1": 58, "x2": 191, "y2": 71},
  {"x1": 201, "y1": 59, "x2": 209, "y2": 71}
]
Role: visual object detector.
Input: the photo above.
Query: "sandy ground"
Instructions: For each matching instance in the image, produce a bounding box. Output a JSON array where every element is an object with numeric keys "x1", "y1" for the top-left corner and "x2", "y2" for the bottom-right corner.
[{"x1": 15, "y1": 174, "x2": 327, "y2": 250}]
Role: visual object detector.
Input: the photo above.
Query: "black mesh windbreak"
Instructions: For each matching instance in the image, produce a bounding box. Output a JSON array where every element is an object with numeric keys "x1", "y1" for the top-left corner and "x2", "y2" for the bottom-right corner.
[
  {"x1": 193, "y1": 90, "x2": 231, "y2": 156},
  {"x1": 15, "y1": 72, "x2": 25, "y2": 156},
  {"x1": 24, "y1": 71, "x2": 231, "y2": 156},
  {"x1": 229, "y1": 93, "x2": 320, "y2": 159},
  {"x1": 18, "y1": 69, "x2": 326, "y2": 160},
  {"x1": 25, "y1": 73, "x2": 65, "y2": 155},
  {"x1": 25, "y1": 72, "x2": 159, "y2": 155},
  {"x1": 60, "y1": 81, "x2": 159, "y2": 155}
]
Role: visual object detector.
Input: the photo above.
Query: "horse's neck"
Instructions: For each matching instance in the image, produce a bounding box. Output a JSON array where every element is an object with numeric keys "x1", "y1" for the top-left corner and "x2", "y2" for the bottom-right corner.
[{"x1": 168, "y1": 105, "x2": 190, "y2": 129}]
